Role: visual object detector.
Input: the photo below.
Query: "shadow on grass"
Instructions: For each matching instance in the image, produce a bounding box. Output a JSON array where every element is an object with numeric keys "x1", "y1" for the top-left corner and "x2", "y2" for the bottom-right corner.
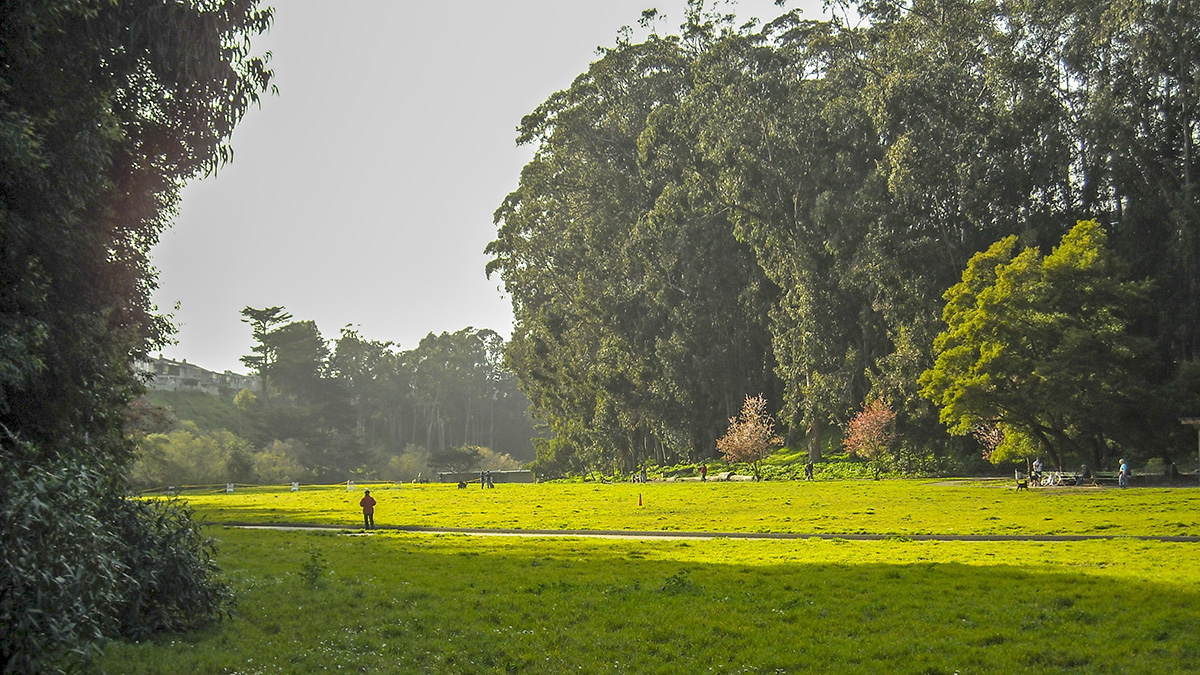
[{"x1": 98, "y1": 529, "x2": 1200, "y2": 675}]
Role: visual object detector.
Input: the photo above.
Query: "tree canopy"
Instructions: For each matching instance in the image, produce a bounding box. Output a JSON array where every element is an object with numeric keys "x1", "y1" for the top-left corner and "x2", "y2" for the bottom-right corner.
[
  {"x1": 488, "y1": 0, "x2": 1200, "y2": 475},
  {"x1": 0, "y1": 1, "x2": 273, "y2": 671},
  {"x1": 920, "y1": 220, "x2": 1157, "y2": 468}
]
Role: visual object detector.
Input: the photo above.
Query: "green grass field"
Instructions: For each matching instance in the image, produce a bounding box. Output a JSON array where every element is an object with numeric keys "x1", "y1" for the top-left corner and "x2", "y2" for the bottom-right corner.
[
  {"x1": 178, "y1": 479, "x2": 1200, "y2": 537},
  {"x1": 95, "y1": 481, "x2": 1200, "y2": 674}
]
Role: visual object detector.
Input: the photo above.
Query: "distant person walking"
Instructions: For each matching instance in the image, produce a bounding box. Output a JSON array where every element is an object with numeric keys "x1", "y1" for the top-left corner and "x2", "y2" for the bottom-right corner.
[
  {"x1": 700, "y1": 463, "x2": 707, "y2": 482},
  {"x1": 480, "y1": 470, "x2": 486, "y2": 489},
  {"x1": 486, "y1": 470, "x2": 495, "y2": 488},
  {"x1": 360, "y1": 489, "x2": 376, "y2": 530},
  {"x1": 804, "y1": 460, "x2": 814, "y2": 481},
  {"x1": 1118, "y1": 459, "x2": 1129, "y2": 488}
]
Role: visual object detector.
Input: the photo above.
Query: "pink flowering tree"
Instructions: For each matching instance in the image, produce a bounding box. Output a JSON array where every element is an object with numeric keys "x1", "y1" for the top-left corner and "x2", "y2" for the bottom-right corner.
[{"x1": 843, "y1": 398, "x2": 896, "y2": 478}]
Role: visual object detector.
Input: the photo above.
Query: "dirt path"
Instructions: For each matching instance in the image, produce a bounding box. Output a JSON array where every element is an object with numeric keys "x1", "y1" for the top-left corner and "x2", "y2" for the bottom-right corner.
[{"x1": 222, "y1": 522, "x2": 1200, "y2": 543}]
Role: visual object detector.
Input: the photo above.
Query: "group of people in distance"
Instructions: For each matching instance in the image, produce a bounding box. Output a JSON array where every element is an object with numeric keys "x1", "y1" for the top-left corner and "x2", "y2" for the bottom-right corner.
[{"x1": 1030, "y1": 457, "x2": 1130, "y2": 487}]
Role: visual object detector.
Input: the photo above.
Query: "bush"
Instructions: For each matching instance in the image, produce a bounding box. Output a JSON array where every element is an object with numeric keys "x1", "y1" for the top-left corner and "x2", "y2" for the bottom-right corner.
[
  {"x1": 387, "y1": 447, "x2": 430, "y2": 482},
  {"x1": 130, "y1": 423, "x2": 256, "y2": 488},
  {"x1": 1, "y1": 432, "x2": 231, "y2": 673},
  {"x1": 254, "y1": 439, "x2": 313, "y2": 484},
  {"x1": 106, "y1": 498, "x2": 232, "y2": 639},
  {"x1": 1, "y1": 440, "x2": 124, "y2": 673}
]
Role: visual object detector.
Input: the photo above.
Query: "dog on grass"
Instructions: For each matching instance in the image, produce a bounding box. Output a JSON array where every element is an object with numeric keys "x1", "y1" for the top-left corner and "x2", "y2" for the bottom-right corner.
[{"x1": 1015, "y1": 479, "x2": 1028, "y2": 491}]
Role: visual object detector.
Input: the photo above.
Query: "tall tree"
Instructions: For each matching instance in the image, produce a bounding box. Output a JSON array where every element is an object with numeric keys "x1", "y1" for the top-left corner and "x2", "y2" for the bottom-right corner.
[
  {"x1": 0, "y1": 1, "x2": 272, "y2": 671},
  {"x1": 331, "y1": 326, "x2": 396, "y2": 445},
  {"x1": 666, "y1": 13, "x2": 884, "y2": 454},
  {"x1": 489, "y1": 6, "x2": 781, "y2": 475},
  {"x1": 240, "y1": 316, "x2": 363, "y2": 481},
  {"x1": 240, "y1": 305, "x2": 292, "y2": 404},
  {"x1": 490, "y1": 0, "x2": 1200, "y2": 474}
]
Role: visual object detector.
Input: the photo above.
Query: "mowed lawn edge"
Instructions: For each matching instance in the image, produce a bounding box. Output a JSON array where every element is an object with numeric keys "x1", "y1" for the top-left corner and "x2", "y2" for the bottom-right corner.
[{"x1": 173, "y1": 480, "x2": 1200, "y2": 538}]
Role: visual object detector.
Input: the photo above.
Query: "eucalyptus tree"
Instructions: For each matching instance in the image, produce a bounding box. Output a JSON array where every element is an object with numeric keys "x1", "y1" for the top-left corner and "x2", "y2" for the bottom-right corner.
[
  {"x1": 490, "y1": 7, "x2": 785, "y2": 474},
  {"x1": 650, "y1": 12, "x2": 886, "y2": 456},
  {"x1": 490, "y1": 0, "x2": 1200, "y2": 474},
  {"x1": 840, "y1": 0, "x2": 1055, "y2": 450},
  {"x1": 489, "y1": 32, "x2": 695, "y2": 472},
  {"x1": 1032, "y1": 0, "x2": 1200, "y2": 365},
  {"x1": 404, "y1": 328, "x2": 523, "y2": 454},
  {"x1": 331, "y1": 327, "x2": 399, "y2": 447}
]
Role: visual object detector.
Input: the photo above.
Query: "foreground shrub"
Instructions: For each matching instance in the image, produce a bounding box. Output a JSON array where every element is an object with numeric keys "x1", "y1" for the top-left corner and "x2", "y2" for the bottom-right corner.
[
  {"x1": 1, "y1": 438, "x2": 124, "y2": 673},
  {"x1": 107, "y1": 498, "x2": 232, "y2": 639},
  {"x1": 1, "y1": 432, "x2": 230, "y2": 673}
]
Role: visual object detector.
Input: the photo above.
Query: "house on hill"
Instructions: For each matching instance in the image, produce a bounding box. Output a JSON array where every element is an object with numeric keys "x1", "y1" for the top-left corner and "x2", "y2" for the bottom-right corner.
[{"x1": 137, "y1": 356, "x2": 259, "y2": 396}]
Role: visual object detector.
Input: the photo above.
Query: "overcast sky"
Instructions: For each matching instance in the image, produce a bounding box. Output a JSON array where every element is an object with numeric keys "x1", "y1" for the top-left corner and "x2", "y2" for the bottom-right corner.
[{"x1": 151, "y1": 0, "x2": 825, "y2": 374}]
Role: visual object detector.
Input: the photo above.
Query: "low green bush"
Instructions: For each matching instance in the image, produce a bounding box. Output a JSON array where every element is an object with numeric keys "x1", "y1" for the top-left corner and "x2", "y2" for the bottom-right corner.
[{"x1": 1, "y1": 432, "x2": 230, "y2": 674}]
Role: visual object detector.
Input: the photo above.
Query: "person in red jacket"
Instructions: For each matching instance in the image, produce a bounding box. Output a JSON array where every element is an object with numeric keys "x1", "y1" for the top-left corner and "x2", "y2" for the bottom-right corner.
[{"x1": 359, "y1": 489, "x2": 376, "y2": 530}]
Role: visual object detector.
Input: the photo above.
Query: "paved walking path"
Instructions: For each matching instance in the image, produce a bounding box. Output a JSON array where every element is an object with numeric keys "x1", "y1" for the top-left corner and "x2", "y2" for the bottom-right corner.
[{"x1": 223, "y1": 522, "x2": 1200, "y2": 543}]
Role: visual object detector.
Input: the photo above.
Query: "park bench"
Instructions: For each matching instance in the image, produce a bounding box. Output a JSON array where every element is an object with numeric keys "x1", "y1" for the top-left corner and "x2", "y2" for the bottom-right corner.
[
  {"x1": 1092, "y1": 471, "x2": 1120, "y2": 485},
  {"x1": 1017, "y1": 469, "x2": 1088, "y2": 487},
  {"x1": 1038, "y1": 471, "x2": 1081, "y2": 486}
]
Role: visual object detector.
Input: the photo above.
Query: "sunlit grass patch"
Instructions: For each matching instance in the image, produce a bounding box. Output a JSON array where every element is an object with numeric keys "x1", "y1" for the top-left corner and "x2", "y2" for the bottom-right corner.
[{"x1": 175, "y1": 480, "x2": 1200, "y2": 537}]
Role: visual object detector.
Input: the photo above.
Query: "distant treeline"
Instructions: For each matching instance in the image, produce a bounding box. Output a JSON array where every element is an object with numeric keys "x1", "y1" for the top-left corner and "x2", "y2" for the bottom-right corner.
[
  {"x1": 133, "y1": 308, "x2": 536, "y2": 486},
  {"x1": 486, "y1": 0, "x2": 1200, "y2": 476}
]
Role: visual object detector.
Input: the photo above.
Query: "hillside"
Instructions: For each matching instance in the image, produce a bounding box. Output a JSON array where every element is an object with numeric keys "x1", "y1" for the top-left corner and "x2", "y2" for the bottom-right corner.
[{"x1": 143, "y1": 390, "x2": 245, "y2": 434}]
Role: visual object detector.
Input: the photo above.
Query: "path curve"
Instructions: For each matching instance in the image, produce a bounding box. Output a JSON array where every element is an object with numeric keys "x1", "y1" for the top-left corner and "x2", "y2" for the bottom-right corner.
[{"x1": 220, "y1": 522, "x2": 1200, "y2": 543}]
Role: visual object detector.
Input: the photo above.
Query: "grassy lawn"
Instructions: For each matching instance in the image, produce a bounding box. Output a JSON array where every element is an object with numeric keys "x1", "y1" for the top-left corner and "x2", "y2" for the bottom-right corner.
[
  {"x1": 177, "y1": 479, "x2": 1200, "y2": 537},
  {"x1": 97, "y1": 527, "x2": 1198, "y2": 674},
  {"x1": 95, "y1": 481, "x2": 1200, "y2": 674}
]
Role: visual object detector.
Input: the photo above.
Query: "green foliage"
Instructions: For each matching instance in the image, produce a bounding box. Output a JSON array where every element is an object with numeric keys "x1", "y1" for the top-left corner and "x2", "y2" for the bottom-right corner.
[
  {"x1": 130, "y1": 423, "x2": 256, "y2": 488},
  {"x1": 252, "y1": 439, "x2": 313, "y2": 485},
  {"x1": 105, "y1": 498, "x2": 232, "y2": 640},
  {"x1": 2, "y1": 433, "x2": 231, "y2": 673},
  {"x1": 386, "y1": 446, "x2": 431, "y2": 483},
  {"x1": 0, "y1": 0, "x2": 273, "y2": 669},
  {"x1": 1, "y1": 434, "x2": 125, "y2": 673},
  {"x1": 488, "y1": 0, "x2": 1200, "y2": 476},
  {"x1": 488, "y1": 22, "x2": 781, "y2": 472},
  {"x1": 428, "y1": 446, "x2": 483, "y2": 474},
  {"x1": 299, "y1": 549, "x2": 328, "y2": 589},
  {"x1": 921, "y1": 221, "x2": 1157, "y2": 469},
  {"x1": 142, "y1": 390, "x2": 244, "y2": 435},
  {"x1": 237, "y1": 316, "x2": 536, "y2": 481},
  {"x1": 808, "y1": 459, "x2": 885, "y2": 481},
  {"x1": 985, "y1": 425, "x2": 1041, "y2": 466},
  {"x1": 657, "y1": 570, "x2": 697, "y2": 596},
  {"x1": 239, "y1": 306, "x2": 292, "y2": 402}
]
